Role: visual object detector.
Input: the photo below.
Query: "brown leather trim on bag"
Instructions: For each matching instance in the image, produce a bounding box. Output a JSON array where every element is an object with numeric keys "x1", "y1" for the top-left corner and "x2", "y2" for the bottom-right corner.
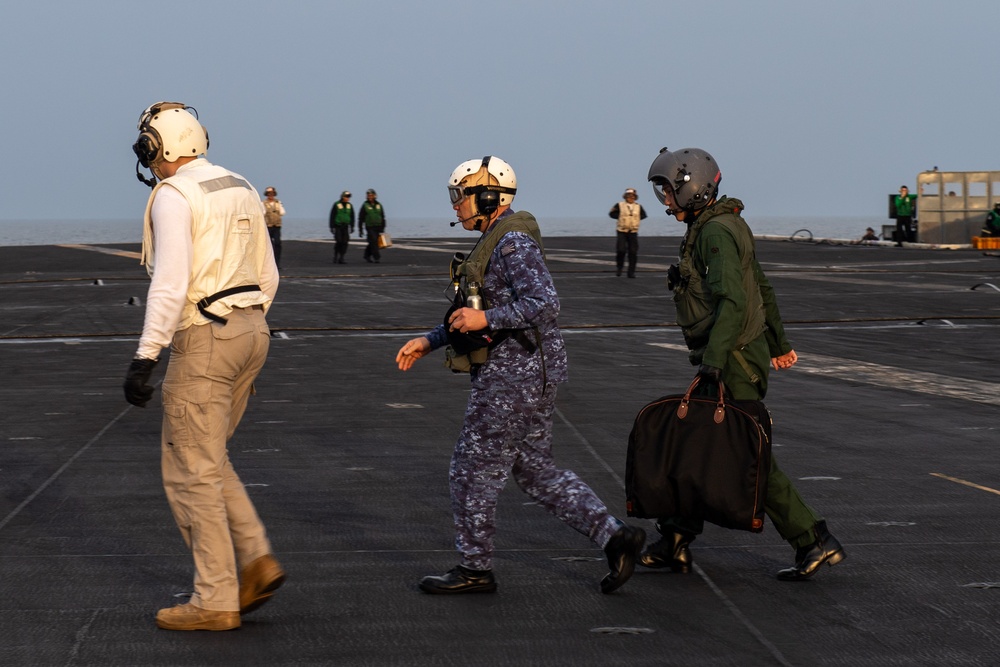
[{"x1": 676, "y1": 375, "x2": 727, "y2": 424}]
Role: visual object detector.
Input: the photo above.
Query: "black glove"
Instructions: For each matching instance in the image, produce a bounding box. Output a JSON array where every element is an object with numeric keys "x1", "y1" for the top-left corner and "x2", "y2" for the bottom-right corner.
[
  {"x1": 124, "y1": 358, "x2": 158, "y2": 407},
  {"x1": 697, "y1": 364, "x2": 722, "y2": 384},
  {"x1": 667, "y1": 264, "x2": 681, "y2": 291}
]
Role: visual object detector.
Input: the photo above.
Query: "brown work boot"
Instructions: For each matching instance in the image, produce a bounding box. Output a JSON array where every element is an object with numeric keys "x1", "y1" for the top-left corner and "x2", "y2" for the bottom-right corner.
[
  {"x1": 155, "y1": 603, "x2": 240, "y2": 631},
  {"x1": 240, "y1": 554, "x2": 286, "y2": 614}
]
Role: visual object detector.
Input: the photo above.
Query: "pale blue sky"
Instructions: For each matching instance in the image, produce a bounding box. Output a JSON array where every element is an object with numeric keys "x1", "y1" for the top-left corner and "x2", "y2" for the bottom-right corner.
[{"x1": 1, "y1": 0, "x2": 995, "y2": 222}]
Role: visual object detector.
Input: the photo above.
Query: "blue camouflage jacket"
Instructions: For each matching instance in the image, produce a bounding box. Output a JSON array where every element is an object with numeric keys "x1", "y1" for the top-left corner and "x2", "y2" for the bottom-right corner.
[{"x1": 426, "y1": 212, "x2": 569, "y2": 387}]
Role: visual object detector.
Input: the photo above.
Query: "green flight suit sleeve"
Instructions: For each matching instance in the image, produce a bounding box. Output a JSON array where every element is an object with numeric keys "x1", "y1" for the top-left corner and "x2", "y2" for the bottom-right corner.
[
  {"x1": 697, "y1": 222, "x2": 745, "y2": 369},
  {"x1": 753, "y1": 259, "x2": 793, "y2": 357}
]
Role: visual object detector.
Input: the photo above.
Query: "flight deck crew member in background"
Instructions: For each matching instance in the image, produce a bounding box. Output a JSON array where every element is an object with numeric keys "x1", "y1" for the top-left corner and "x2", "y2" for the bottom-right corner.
[
  {"x1": 125, "y1": 102, "x2": 286, "y2": 631},
  {"x1": 395, "y1": 156, "x2": 645, "y2": 595},
  {"x1": 608, "y1": 187, "x2": 647, "y2": 278},
  {"x1": 359, "y1": 188, "x2": 386, "y2": 263},
  {"x1": 262, "y1": 186, "x2": 285, "y2": 269},
  {"x1": 330, "y1": 190, "x2": 354, "y2": 264},
  {"x1": 983, "y1": 202, "x2": 1000, "y2": 237},
  {"x1": 894, "y1": 185, "x2": 916, "y2": 245},
  {"x1": 642, "y1": 147, "x2": 846, "y2": 581}
]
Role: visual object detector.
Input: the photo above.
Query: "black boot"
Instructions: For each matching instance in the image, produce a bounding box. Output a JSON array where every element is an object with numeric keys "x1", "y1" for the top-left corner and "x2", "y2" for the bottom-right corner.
[
  {"x1": 776, "y1": 521, "x2": 846, "y2": 581},
  {"x1": 600, "y1": 525, "x2": 645, "y2": 594},
  {"x1": 638, "y1": 531, "x2": 694, "y2": 573},
  {"x1": 419, "y1": 565, "x2": 497, "y2": 594}
]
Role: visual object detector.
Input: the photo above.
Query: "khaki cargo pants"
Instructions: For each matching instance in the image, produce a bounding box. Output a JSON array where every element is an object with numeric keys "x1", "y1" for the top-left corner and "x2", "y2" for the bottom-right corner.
[{"x1": 161, "y1": 306, "x2": 273, "y2": 611}]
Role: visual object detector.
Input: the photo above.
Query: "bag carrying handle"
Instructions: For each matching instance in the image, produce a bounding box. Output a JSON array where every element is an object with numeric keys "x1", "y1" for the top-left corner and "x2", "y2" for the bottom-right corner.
[{"x1": 676, "y1": 375, "x2": 727, "y2": 424}]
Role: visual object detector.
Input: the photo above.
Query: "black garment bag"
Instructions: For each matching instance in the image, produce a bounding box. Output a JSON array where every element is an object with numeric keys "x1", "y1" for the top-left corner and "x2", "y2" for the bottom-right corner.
[{"x1": 625, "y1": 376, "x2": 771, "y2": 533}]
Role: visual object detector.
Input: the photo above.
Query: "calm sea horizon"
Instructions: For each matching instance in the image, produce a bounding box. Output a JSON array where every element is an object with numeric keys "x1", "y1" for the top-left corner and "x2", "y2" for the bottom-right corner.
[{"x1": 0, "y1": 215, "x2": 886, "y2": 246}]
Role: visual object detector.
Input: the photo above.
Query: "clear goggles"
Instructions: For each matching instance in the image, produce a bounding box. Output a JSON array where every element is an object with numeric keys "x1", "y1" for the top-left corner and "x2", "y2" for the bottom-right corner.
[{"x1": 448, "y1": 185, "x2": 466, "y2": 205}]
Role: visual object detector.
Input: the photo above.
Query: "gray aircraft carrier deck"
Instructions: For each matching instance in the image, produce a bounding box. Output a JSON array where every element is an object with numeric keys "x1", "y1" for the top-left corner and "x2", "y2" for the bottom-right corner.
[{"x1": 1, "y1": 235, "x2": 999, "y2": 666}]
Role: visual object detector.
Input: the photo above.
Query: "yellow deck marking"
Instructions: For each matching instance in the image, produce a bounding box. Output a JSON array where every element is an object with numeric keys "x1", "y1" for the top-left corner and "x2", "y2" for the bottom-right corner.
[
  {"x1": 57, "y1": 244, "x2": 141, "y2": 260},
  {"x1": 930, "y1": 473, "x2": 1000, "y2": 497}
]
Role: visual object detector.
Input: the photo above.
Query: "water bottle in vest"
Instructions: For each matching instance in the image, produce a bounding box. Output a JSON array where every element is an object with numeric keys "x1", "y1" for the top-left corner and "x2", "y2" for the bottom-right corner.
[{"x1": 466, "y1": 283, "x2": 483, "y2": 310}]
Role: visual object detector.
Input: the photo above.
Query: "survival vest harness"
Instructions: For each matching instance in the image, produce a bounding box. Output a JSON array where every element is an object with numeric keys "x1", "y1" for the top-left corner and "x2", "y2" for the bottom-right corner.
[{"x1": 444, "y1": 211, "x2": 546, "y2": 373}]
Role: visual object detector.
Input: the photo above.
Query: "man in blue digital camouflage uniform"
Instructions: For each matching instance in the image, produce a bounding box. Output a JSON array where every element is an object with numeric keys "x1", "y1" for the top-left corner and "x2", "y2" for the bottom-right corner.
[
  {"x1": 641, "y1": 147, "x2": 847, "y2": 581},
  {"x1": 395, "y1": 156, "x2": 645, "y2": 594}
]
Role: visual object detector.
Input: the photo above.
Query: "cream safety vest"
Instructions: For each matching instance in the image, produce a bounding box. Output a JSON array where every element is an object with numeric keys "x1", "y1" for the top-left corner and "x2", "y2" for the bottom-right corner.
[
  {"x1": 616, "y1": 201, "x2": 642, "y2": 233},
  {"x1": 263, "y1": 199, "x2": 284, "y2": 227},
  {"x1": 141, "y1": 159, "x2": 272, "y2": 329}
]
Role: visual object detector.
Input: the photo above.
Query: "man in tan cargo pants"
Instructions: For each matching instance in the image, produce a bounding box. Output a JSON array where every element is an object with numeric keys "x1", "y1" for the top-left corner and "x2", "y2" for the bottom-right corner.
[{"x1": 124, "y1": 101, "x2": 285, "y2": 631}]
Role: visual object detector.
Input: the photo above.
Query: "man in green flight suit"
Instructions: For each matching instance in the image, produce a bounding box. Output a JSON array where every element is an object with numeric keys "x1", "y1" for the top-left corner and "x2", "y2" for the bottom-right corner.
[{"x1": 641, "y1": 147, "x2": 847, "y2": 581}]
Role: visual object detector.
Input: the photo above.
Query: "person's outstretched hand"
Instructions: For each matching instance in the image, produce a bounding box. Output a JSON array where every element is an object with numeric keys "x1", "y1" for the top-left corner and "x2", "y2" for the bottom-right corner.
[{"x1": 396, "y1": 337, "x2": 431, "y2": 371}]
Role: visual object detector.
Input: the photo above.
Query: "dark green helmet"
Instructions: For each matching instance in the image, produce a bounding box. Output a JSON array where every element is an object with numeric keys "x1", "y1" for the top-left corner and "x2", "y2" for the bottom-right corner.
[{"x1": 648, "y1": 147, "x2": 721, "y2": 213}]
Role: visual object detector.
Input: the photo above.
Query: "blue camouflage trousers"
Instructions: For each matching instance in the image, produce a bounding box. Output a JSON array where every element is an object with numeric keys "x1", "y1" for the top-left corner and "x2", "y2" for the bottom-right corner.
[{"x1": 449, "y1": 380, "x2": 620, "y2": 571}]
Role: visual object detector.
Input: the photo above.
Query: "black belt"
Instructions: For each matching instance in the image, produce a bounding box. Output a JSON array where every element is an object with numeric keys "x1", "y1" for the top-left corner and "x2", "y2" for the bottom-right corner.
[
  {"x1": 197, "y1": 285, "x2": 261, "y2": 324},
  {"x1": 489, "y1": 328, "x2": 538, "y2": 354}
]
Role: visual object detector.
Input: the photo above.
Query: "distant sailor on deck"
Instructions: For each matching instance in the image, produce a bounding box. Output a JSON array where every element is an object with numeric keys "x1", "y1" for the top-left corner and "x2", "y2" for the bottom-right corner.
[
  {"x1": 608, "y1": 187, "x2": 647, "y2": 278},
  {"x1": 983, "y1": 202, "x2": 1000, "y2": 237},
  {"x1": 893, "y1": 185, "x2": 916, "y2": 244}
]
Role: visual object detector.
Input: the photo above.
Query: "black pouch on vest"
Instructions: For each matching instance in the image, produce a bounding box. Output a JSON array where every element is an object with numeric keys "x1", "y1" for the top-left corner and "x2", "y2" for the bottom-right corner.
[{"x1": 625, "y1": 375, "x2": 771, "y2": 533}]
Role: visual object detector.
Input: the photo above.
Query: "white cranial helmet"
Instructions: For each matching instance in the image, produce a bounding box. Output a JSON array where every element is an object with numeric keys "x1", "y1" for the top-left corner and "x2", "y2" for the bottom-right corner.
[
  {"x1": 132, "y1": 102, "x2": 209, "y2": 187},
  {"x1": 447, "y1": 156, "x2": 517, "y2": 210},
  {"x1": 133, "y1": 102, "x2": 208, "y2": 168}
]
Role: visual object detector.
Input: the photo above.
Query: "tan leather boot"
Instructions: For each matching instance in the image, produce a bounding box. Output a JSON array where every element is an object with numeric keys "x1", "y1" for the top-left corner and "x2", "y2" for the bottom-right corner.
[
  {"x1": 240, "y1": 554, "x2": 286, "y2": 614},
  {"x1": 155, "y1": 603, "x2": 240, "y2": 631}
]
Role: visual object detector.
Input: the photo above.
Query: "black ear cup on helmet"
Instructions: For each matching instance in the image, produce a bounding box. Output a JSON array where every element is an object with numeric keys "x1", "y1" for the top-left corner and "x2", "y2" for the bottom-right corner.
[
  {"x1": 476, "y1": 189, "x2": 500, "y2": 217},
  {"x1": 473, "y1": 155, "x2": 500, "y2": 217},
  {"x1": 132, "y1": 131, "x2": 161, "y2": 168}
]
